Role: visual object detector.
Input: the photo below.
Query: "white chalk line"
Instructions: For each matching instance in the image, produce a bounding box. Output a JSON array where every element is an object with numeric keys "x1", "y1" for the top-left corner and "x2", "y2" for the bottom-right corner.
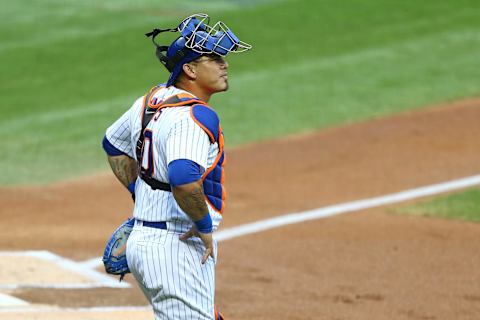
[
  {"x1": 0, "y1": 293, "x2": 29, "y2": 308},
  {"x1": 0, "y1": 305, "x2": 152, "y2": 313},
  {"x1": 0, "y1": 250, "x2": 130, "y2": 291},
  {"x1": 0, "y1": 283, "x2": 127, "y2": 290},
  {"x1": 2, "y1": 174, "x2": 479, "y2": 313},
  {"x1": 215, "y1": 174, "x2": 480, "y2": 240},
  {"x1": 80, "y1": 174, "x2": 480, "y2": 271},
  {"x1": 0, "y1": 251, "x2": 128, "y2": 309}
]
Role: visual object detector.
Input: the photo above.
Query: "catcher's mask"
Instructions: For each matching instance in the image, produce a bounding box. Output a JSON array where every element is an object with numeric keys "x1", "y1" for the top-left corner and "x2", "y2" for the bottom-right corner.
[{"x1": 145, "y1": 13, "x2": 252, "y2": 87}]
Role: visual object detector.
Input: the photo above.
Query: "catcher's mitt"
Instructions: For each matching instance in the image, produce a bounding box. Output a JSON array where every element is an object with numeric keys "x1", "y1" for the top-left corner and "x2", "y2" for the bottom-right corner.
[{"x1": 102, "y1": 217, "x2": 135, "y2": 281}]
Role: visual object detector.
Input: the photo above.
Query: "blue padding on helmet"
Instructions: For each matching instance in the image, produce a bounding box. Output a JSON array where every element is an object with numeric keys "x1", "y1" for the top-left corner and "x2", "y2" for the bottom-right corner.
[
  {"x1": 191, "y1": 105, "x2": 219, "y2": 142},
  {"x1": 168, "y1": 159, "x2": 204, "y2": 187},
  {"x1": 191, "y1": 31, "x2": 216, "y2": 52},
  {"x1": 187, "y1": 29, "x2": 240, "y2": 56},
  {"x1": 161, "y1": 14, "x2": 250, "y2": 87},
  {"x1": 102, "y1": 136, "x2": 126, "y2": 156},
  {"x1": 212, "y1": 30, "x2": 239, "y2": 55},
  {"x1": 179, "y1": 17, "x2": 206, "y2": 38},
  {"x1": 166, "y1": 37, "x2": 202, "y2": 87}
]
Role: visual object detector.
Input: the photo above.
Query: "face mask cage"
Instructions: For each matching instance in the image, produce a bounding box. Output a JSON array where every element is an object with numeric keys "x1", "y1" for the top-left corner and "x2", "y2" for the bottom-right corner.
[
  {"x1": 145, "y1": 13, "x2": 252, "y2": 74},
  {"x1": 178, "y1": 13, "x2": 252, "y2": 56}
]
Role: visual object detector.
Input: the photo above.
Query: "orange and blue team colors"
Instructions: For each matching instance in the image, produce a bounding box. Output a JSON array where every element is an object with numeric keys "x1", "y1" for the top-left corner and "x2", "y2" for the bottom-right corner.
[
  {"x1": 143, "y1": 85, "x2": 227, "y2": 213},
  {"x1": 105, "y1": 85, "x2": 225, "y2": 319},
  {"x1": 104, "y1": 12, "x2": 251, "y2": 319}
]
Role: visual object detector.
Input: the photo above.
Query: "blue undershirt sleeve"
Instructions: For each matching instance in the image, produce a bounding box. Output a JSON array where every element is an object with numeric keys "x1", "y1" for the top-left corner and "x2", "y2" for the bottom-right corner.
[
  {"x1": 102, "y1": 135, "x2": 127, "y2": 156},
  {"x1": 168, "y1": 159, "x2": 205, "y2": 187}
]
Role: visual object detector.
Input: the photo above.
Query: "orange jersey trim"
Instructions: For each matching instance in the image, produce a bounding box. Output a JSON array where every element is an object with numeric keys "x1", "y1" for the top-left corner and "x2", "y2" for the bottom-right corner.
[{"x1": 141, "y1": 86, "x2": 226, "y2": 214}]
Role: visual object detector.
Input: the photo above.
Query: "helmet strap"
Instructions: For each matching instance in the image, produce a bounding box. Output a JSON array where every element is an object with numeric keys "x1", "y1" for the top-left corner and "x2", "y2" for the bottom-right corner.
[
  {"x1": 145, "y1": 28, "x2": 178, "y2": 72},
  {"x1": 145, "y1": 27, "x2": 203, "y2": 77}
]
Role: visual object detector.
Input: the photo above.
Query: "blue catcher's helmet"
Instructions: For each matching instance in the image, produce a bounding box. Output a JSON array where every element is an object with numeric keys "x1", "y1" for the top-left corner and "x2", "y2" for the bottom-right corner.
[
  {"x1": 165, "y1": 37, "x2": 202, "y2": 87},
  {"x1": 145, "y1": 13, "x2": 252, "y2": 87}
]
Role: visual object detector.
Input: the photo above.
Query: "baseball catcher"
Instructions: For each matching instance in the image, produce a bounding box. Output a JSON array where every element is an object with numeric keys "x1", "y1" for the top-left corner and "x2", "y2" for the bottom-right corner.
[{"x1": 101, "y1": 13, "x2": 249, "y2": 319}]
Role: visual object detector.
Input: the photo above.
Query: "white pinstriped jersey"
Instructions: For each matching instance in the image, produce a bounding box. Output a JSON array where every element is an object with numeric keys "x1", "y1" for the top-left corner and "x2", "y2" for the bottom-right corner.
[
  {"x1": 105, "y1": 86, "x2": 223, "y2": 232},
  {"x1": 107, "y1": 85, "x2": 221, "y2": 319}
]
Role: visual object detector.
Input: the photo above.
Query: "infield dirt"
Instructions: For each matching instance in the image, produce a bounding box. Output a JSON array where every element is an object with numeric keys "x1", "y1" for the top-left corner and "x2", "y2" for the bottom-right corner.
[{"x1": 1, "y1": 99, "x2": 480, "y2": 319}]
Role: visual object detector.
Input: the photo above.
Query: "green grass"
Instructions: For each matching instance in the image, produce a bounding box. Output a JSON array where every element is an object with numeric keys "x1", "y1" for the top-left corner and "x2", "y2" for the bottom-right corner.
[
  {"x1": 395, "y1": 188, "x2": 480, "y2": 222},
  {"x1": 1, "y1": 0, "x2": 480, "y2": 185}
]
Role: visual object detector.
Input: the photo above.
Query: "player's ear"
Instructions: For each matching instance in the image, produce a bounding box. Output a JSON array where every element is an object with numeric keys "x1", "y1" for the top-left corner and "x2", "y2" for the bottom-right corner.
[{"x1": 182, "y1": 63, "x2": 197, "y2": 80}]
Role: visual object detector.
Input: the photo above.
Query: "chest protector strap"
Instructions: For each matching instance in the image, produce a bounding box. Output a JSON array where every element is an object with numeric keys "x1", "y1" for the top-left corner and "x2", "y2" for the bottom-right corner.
[
  {"x1": 136, "y1": 86, "x2": 203, "y2": 192},
  {"x1": 137, "y1": 85, "x2": 226, "y2": 214}
]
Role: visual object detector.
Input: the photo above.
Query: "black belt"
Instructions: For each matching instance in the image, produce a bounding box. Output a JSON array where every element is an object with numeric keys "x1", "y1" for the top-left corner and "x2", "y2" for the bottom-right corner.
[
  {"x1": 137, "y1": 220, "x2": 167, "y2": 230},
  {"x1": 140, "y1": 174, "x2": 171, "y2": 192}
]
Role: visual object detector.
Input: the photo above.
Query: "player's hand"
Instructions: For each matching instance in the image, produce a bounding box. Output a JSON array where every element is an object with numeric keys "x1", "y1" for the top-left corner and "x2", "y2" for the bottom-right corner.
[{"x1": 180, "y1": 227, "x2": 215, "y2": 264}]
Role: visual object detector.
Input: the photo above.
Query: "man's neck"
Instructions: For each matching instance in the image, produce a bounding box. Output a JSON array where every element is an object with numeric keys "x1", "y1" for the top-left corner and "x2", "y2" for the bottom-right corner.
[{"x1": 175, "y1": 83, "x2": 212, "y2": 103}]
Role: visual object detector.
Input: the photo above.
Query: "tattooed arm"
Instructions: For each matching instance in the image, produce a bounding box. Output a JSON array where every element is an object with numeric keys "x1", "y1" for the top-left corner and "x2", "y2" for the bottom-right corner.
[
  {"x1": 107, "y1": 155, "x2": 138, "y2": 189},
  {"x1": 171, "y1": 180, "x2": 209, "y2": 221},
  {"x1": 172, "y1": 180, "x2": 214, "y2": 264}
]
